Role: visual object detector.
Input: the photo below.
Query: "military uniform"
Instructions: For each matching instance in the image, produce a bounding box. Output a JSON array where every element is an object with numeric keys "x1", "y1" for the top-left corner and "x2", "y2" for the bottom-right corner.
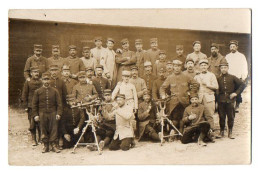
[
  {"x1": 72, "y1": 80, "x2": 98, "y2": 103},
  {"x1": 146, "y1": 38, "x2": 160, "y2": 66},
  {"x1": 175, "y1": 45, "x2": 186, "y2": 70},
  {"x1": 90, "y1": 36, "x2": 106, "y2": 64},
  {"x1": 142, "y1": 61, "x2": 157, "y2": 93},
  {"x1": 153, "y1": 50, "x2": 167, "y2": 77},
  {"x1": 152, "y1": 68, "x2": 167, "y2": 100},
  {"x1": 80, "y1": 46, "x2": 98, "y2": 69},
  {"x1": 183, "y1": 70, "x2": 196, "y2": 79},
  {"x1": 92, "y1": 76, "x2": 111, "y2": 99},
  {"x1": 50, "y1": 76, "x2": 67, "y2": 104},
  {"x1": 135, "y1": 39, "x2": 148, "y2": 77},
  {"x1": 208, "y1": 44, "x2": 226, "y2": 78},
  {"x1": 165, "y1": 61, "x2": 174, "y2": 77},
  {"x1": 48, "y1": 45, "x2": 65, "y2": 71}
]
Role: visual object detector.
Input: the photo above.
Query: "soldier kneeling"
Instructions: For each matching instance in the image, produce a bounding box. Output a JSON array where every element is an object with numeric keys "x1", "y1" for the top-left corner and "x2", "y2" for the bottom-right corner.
[{"x1": 180, "y1": 92, "x2": 210, "y2": 146}]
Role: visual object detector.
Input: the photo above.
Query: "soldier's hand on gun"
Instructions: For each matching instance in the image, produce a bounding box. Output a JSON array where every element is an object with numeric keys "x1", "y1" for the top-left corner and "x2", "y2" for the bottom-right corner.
[
  {"x1": 230, "y1": 93, "x2": 237, "y2": 99},
  {"x1": 64, "y1": 134, "x2": 71, "y2": 142},
  {"x1": 34, "y1": 116, "x2": 40, "y2": 122},
  {"x1": 74, "y1": 127, "x2": 80, "y2": 135},
  {"x1": 188, "y1": 114, "x2": 197, "y2": 120},
  {"x1": 56, "y1": 115, "x2": 61, "y2": 120}
]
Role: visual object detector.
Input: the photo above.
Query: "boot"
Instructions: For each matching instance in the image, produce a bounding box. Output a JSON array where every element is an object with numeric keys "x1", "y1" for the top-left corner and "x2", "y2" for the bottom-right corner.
[
  {"x1": 31, "y1": 133, "x2": 37, "y2": 146},
  {"x1": 42, "y1": 142, "x2": 49, "y2": 153},
  {"x1": 58, "y1": 137, "x2": 64, "y2": 150},
  {"x1": 216, "y1": 130, "x2": 224, "y2": 138},
  {"x1": 99, "y1": 140, "x2": 105, "y2": 151},
  {"x1": 228, "y1": 129, "x2": 235, "y2": 139},
  {"x1": 51, "y1": 143, "x2": 61, "y2": 153},
  {"x1": 37, "y1": 128, "x2": 42, "y2": 144},
  {"x1": 197, "y1": 135, "x2": 207, "y2": 146}
]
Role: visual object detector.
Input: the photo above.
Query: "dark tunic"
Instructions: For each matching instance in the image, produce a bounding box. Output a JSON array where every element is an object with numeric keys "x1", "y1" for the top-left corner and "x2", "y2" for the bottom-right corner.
[
  {"x1": 92, "y1": 76, "x2": 111, "y2": 98},
  {"x1": 24, "y1": 55, "x2": 48, "y2": 79}
]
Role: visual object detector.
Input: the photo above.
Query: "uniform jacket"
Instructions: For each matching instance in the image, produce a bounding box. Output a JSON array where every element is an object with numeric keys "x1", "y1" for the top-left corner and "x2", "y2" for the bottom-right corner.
[
  {"x1": 129, "y1": 77, "x2": 147, "y2": 99},
  {"x1": 113, "y1": 104, "x2": 134, "y2": 140},
  {"x1": 80, "y1": 57, "x2": 97, "y2": 70},
  {"x1": 175, "y1": 55, "x2": 186, "y2": 70},
  {"x1": 146, "y1": 48, "x2": 160, "y2": 67},
  {"x1": 61, "y1": 77, "x2": 78, "y2": 94},
  {"x1": 100, "y1": 48, "x2": 117, "y2": 83},
  {"x1": 152, "y1": 77, "x2": 166, "y2": 100},
  {"x1": 64, "y1": 56, "x2": 85, "y2": 76},
  {"x1": 32, "y1": 86, "x2": 62, "y2": 117},
  {"x1": 207, "y1": 53, "x2": 225, "y2": 78},
  {"x1": 183, "y1": 69, "x2": 196, "y2": 79},
  {"x1": 47, "y1": 56, "x2": 65, "y2": 70},
  {"x1": 90, "y1": 46, "x2": 106, "y2": 64},
  {"x1": 100, "y1": 102, "x2": 116, "y2": 131},
  {"x1": 92, "y1": 76, "x2": 111, "y2": 98},
  {"x1": 24, "y1": 55, "x2": 48, "y2": 79},
  {"x1": 135, "y1": 50, "x2": 148, "y2": 77},
  {"x1": 50, "y1": 77, "x2": 68, "y2": 104},
  {"x1": 153, "y1": 60, "x2": 167, "y2": 76},
  {"x1": 186, "y1": 52, "x2": 207, "y2": 71},
  {"x1": 141, "y1": 73, "x2": 157, "y2": 93},
  {"x1": 72, "y1": 82, "x2": 98, "y2": 103},
  {"x1": 21, "y1": 78, "x2": 42, "y2": 108}
]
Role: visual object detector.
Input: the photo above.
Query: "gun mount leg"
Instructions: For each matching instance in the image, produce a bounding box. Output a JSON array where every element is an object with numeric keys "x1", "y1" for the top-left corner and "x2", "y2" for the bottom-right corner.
[
  {"x1": 92, "y1": 123, "x2": 102, "y2": 155},
  {"x1": 71, "y1": 123, "x2": 90, "y2": 154}
]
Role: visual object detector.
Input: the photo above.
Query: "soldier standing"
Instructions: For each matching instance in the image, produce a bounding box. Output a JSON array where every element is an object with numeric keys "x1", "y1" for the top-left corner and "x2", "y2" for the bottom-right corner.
[
  {"x1": 142, "y1": 61, "x2": 157, "y2": 93},
  {"x1": 153, "y1": 50, "x2": 167, "y2": 77},
  {"x1": 24, "y1": 44, "x2": 48, "y2": 81},
  {"x1": 32, "y1": 72, "x2": 62, "y2": 153},
  {"x1": 146, "y1": 38, "x2": 160, "y2": 66},
  {"x1": 21, "y1": 66, "x2": 42, "y2": 146},
  {"x1": 80, "y1": 46, "x2": 97, "y2": 70},
  {"x1": 183, "y1": 57, "x2": 196, "y2": 78},
  {"x1": 61, "y1": 64, "x2": 78, "y2": 94},
  {"x1": 135, "y1": 39, "x2": 148, "y2": 77},
  {"x1": 48, "y1": 45, "x2": 64, "y2": 71},
  {"x1": 90, "y1": 36, "x2": 106, "y2": 64},
  {"x1": 152, "y1": 67, "x2": 166, "y2": 100}
]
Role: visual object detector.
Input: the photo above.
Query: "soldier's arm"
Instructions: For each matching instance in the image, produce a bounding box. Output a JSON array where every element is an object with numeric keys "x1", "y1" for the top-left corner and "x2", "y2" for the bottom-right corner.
[
  {"x1": 24, "y1": 58, "x2": 31, "y2": 80},
  {"x1": 91, "y1": 85, "x2": 98, "y2": 99},
  {"x1": 123, "y1": 52, "x2": 137, "y2": 65},
  {"x1": 111, "y1": 83, "x2": 120, "y2": 101},
  {"x1": 152, "y1": 81, "x2": 158, "y2": 100},
  {"x1": 206, "y1": 73, "x2": 219, "y2": 90},
  {"x1": 138, "y1": 104, "x2": 150, "y2": 121},
  {"x1": 31, "y1": 90, "x2": 39, "y2": 117},
  {"x1": 115, "y1": 53, "x2": 128, "y2": 64},
  {"x1": 116, "y1": 107, "x2": 133, "y2": 120},
  {"x1": 79, "y1": 59, "x2": 85, "y2": 72},
  {"x1": 182, "y1": 108, "x2": 190, "y2": 123},
  {"x1": 77, "y1": 110, "x2": 86, "y2": 130},
  {"x1": 62, "y1": 81, "x2": 68, "y2": 103},
  {"x1": 21, "y1": 81, "x2": 29, "y2": 108},
  {"x1": 55, "y1": 90, "x2": 63, "y2": 116},
  {"x1": 159, "y1": 77, "x2": 170, "y2": 98},
  {"x1": 132, "y1": 85, "x2": 138, "y2": 109},
  {"x1": 234, "y1": 75, "x2": 246, "y2": 95}
]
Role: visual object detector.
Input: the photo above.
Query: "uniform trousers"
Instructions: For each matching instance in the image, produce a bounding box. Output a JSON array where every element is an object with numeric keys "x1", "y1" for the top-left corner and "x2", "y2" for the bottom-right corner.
[
  {"x1": 27, "y1": 108, "x2": 40, "y2": 134},
  {"x1": 169, "y1": 104, "x2": 185, "y2": 129},
  {"x1": 218, "y1": 102, "x2": 235, "y2": 130},
  {"x1": 202, "y1": 97, "x2": 215, "y2": 129},
  {"x1": 109, "y1": 137, "x2": 133, "y2": 151}
]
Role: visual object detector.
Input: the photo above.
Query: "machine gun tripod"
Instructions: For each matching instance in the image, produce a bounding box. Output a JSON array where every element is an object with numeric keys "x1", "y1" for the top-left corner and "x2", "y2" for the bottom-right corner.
[{"x1": 155, "y1": 97, "x2": 183, "y2": 146}]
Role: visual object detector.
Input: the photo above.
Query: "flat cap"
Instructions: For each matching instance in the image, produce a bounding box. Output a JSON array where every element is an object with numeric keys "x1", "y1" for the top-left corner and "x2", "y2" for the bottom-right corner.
[
  {"x1": 144, "y1": 61, "x2": 152, "y2": 67},
  {"x1": 185, "y1": 57, "x2": 194, "y2": 64},
  {"x1": 62, "y1": 64, "x2": 70, "y2": 70},
  {"x1": 30, "y1": 66, "x2": 40, "y2": 72},
  {"x1": 122, "y1": 70, "x2": 131, "y2": 76},
  {"x1": 131, "y1": 65, "x2": 138, "y2": 70},
  {"x1": 121, "y1": 38, "x2": 129, "y2": 45},
  {"x1": 166, "y1": 60, "x2": 173, "y2": 65},
  {"x1": 172, "y1": 59, "x2": 183, "y2": 65},
  {"x1": 210, "y1": 43, "x2": 219, "y2": 49},
  {"x1": 189, "y1": 92, "x2": 199, "y2": 99},
  {"x1": 150, "y1": 38, "x2": 158, "y2": 43},
  {"x1": 107, "y1": 38, "x2": 115, "y2": 43},
  {"x1": 219, "y1": 58, "x2": 229, "y2": 67},
  {"x1": 143, "y1": 89, "x2": 151, "y2": 96},
  {"x1": 49, "y1": 64, "x2": 59, "y2": 70},
  {"x1": 68, "y1": 45, "x2": 77, "y2": 50},
  {"x1": 199, "y1": 59, "x2": 208, "y2": 65},
  {"x1": 103, "y1": 89, "x2": 112, "y2": 95},
  {"x1": 82, "y1": 46, "x2": 90, "y2": 52},
  {"x1": 34, "y1": 44, "x2": 42, "y2": 50},
  {"x1": 176, "y1": 45, "x2": 184, "y2": 50},
  {"x1": 135, "y1": 39, "x2": 143, "y2": 44},
  {"x1": 96, "y1": 64, "x2": 104, "y2": 70},
  {"x1": 42, "y1": 72, "x2": 51, "y2": 79},
  {"x1": 94, "y1": 36, "x2": 102, "y2": 42},
  {"x1": 193, "y1": 41, "x2": 201, "y2": 46},
  {"x1": 159, "y1": 67, "x2": 166, "y2": 72},
  {"x1": 78, "y1": 71, "x2": 86, "y2": 77},
  {"x1": 229, "y1": 40, "x2": 238, "y2": 46},
  {"x1": 159, "y1": 50, "x2": 166, "y2": 55},
  {"x1": 85, "y1": 67, "x2": 94, "y2": 71},
  {"x1": 116, "y1": 94, "x2": 126, "y2": 99},
  {"x1": 52, "y1": 45, "x2": 60, "y2": 49}
]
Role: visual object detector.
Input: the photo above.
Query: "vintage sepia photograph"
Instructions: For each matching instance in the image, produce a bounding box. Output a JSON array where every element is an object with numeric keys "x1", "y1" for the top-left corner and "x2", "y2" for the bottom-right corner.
[{"x1": 8, "y1": 9, "x2": 251, "y2": 165}]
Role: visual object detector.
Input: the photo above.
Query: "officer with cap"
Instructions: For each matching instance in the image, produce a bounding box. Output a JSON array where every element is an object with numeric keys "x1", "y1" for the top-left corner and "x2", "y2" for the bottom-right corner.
[
  {"x1": 92, "y1": 64, "x2": 111, "y2": 99},
  {"x1": 90, "y1": 36, "x2": 106, "y2": 64},
  {"x1": 186, "y1": 41, "x2": 207, "y2": 72},
  {"x1": 22, "y1": 66, "x2": 42, "y2": 146},
  {"x1": 80, "y1": 46, "x2": 97, "y2": 70},
  {"x1": 32, "y1": 72, "x2": 62, "y2": 153},
  {"x1": 152, "y1": 67, "x2": 167, "y2": 100},
  {"x1": 146, "y1": 38, "x2": 160, "y2": 67},
  {"x1": 165, "y1": 60, "x2": 174, "y2": 77},
  {"x1": 64, "y1": 45, "x2": 85, "y2": 79},
  {"x1": 24, "y1": 44, "x2": 49, "y2": 81},
  {"x1": 135, "y1": 39, "x2": 148, "y2": 77},
  {"x1": 194, "y1": 59, "x2": 218, "y2": 139},
  {"x1": 153, "y1": 50, "x2": 167, "y2": 77},
  {"x1": 142, "y1": 61, "x2": 157, "y2": 93},
  {"x1": 183, "y1": 57, "x2": 196, "y2": 78},
  {"x1": 175, "y1": 45, "x2": 186, "y2": 70},
  {"x1": 216, "y1": 59, "x2": 245, "y2": 139},
  {"x1": 61, "y1": 64, "x2": 78, "y2": 94},
  {"x1": 48, "y1": 45, "x2": 65, "y2": 72},
  {"x1": 207, "y1": 43, "x2": 226, "y2": 78},
  {"x1": 115, "y1": 38, "x2": 137, "y2": 84}
]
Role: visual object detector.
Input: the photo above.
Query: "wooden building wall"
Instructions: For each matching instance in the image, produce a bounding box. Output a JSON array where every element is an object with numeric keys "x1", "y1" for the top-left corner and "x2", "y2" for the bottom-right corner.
[{"x1": 9, "y1": 19, "x2": 251, "y2": 106}]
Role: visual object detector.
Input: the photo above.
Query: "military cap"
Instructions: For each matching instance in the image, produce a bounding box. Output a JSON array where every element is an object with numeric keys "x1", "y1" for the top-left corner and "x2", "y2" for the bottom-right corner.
[
  {"x1": 52, "y1": 45, "x2": 60, "y2": 49},
  {"x1": 219, "y1": 58, "x2": 229, "y2": 67},
  {"x1": 103, "y1": 89, "x2": 112, "y2": 95},
  {"x1": 150, "y1": 38, "x2": 158, "y2": 43},
  {"x1": 143, "y1": 89, "x2": 151, "y2": 96},
  {"x1": 42, "y1": 72, "x2": 51, "y2": 79},
  {"x1": 121, "y1": 38, "x2": 129, "y2": 45},
  {"x1": 85, "y1": 67, "x2": 94, "y2": 71},
  {"x1": 172, "y1": 59, "x2": 183, "y2": 65},
  {"x1": 82, "y1": 46, "x2": 90, "y2": 52},
  {"x1": 62, "y1": 64, "x2": 70, "y2": 70},
  {"x1": 30, "y1": 66, "x2": 40, "y2": 72},
  {"x1": 115, "y1": 94, "x2": 126, "y2": 99},
  {"x1": 107, "y1": 38, "x2": 115, "y2": 43},
  {"x1": 122, "y1": 70, "x2": 131, "y2": 76},
  {"x1": 210, "y1": 43, "x2": 219, "y2": 49},
  {"x1": 189, "y1": 92, "x2": 199, "y2": 99},
  {"x1": 135, "y1": 39, "x2": 143, "y2": 44},
  {"x1": 176, "y1": 45, "x2": 184, "y2": 50},
  {"x1": 131, "y1": 65, "x2": 138, "y2": 70},
  {"x1": 144, "y1": 61, "x2": 152, "y2": 67},
  {"x1": 159, "y1": 67, "x2": 166, "y2": 72},
  {"x1": 66, "y1": 94, "x2": 76, "y2": 101},
  {"x1": 68, "y1": 45, "x2": 77, "y2": 50},
  {"x1": 166, "y1": 61, "x2": 173, "y2": 65},
  {"x1": 229, "y1": 40, "x2": 238, "y2": 46},
  {"x1": 192, "y1": 41, "x2": 201, "y2": 46},
  {"x1": 34, "y1": 44, "x2": 42, "y2": 50},
  {"x1": 199, "y1": 59, "x2": 208, "y2": 65},
  {"x1": 49, "y1": 64, "x2": 59, "y2": 70},
  {"x1": 159, "y1": 50, "x2": 166, "y2": 55},
  {"x1": 78, "y1": 71, "x2": 86, "y2": 77},
  {"x1": 185, "y1": 57, "x2": 194, "y2": 64},
  {"x1": 96, "y1": 64, "x2": 104, "y2": 70},
  {"x1": 94, "y1": 36, "x2": 102, "y2": 42}
]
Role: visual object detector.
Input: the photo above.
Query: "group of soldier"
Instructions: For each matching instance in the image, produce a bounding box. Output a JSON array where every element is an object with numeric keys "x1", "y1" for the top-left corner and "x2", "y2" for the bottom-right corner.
[{"x1": 21, "y1": 36, "x2": 248, "y2": 153}]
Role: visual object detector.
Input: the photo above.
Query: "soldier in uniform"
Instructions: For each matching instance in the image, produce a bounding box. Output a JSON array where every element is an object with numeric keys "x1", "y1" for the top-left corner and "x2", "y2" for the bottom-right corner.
[
  {"x1": 216, "y1": 59, "x2": 245, "y2": 139},
  {"x1": 146, "y1": 38, "x2": 160, "y2": 66},
  {"x1": 64, "y1": 45, "x2": 85, "y2": 79},
  {"x1": 61, "y1": 94, "x2": 86, "y2": 149},
  {"x1": 160, "y1": 60, "x2": 194, "y2": 132},
  {"x1": 80, "y1": 46, "x2": 97, "y2": 70},
  {"x1": 152, "y1": 67, "x2": 167, "y2": 100},
  {"x1": 85, "y1": 67, "x2": 95, "y2": 84},
  {"x1": 32, "y1": 72, "x2": 62, "y2": 153},
  {"x1": 21, "y1": 66, "x2": 42, "y2": 146},
  {"x1": 137, "y1": 90, "x2": 160, "y2": 142},
  {"x1": 92, "y1": 65, "x2": 111, "y2": 99},
  {"x1": 153, "y1": 50, "x2": 167, "y2": 77},
  {"x1": 194, "y1": 59, "x2": 219, "y2": 138},
  {"x1": 207, "y1": 43, "x2": 226, "y2": 78},
  {"x1": 108, "y1": 94, "x2": 135, "y2": 151},
  {"x1": 115, "y1": 38, "x2": 137, "y2": 83},
  {"x1": 183, "y1": 57, "x2": 196, "y2": 78},
  {"x1": 24, "y1": 44, "x2": 48, "y2": 81},
  {"x1": 48, "y1": 45, "x2": 64, "y2": 71},
  {"x1": 61, "y1": 64, "x2": 78, "y2": 94},
  {"x1": 181, "y1": 92, "x2": 210, "y2": 146},
  {"x1": 72, "y1": 71, "x2": 98, "y2": 103},
  {"x1": 129, "y1": 65, "x2": 147, "y2": 104},
  {"x1": 165, "y1": 61, "x2": 174, "y2": 77},
  {"x1": 135, "y1": 39, "x2": 148, "y2": 77},
  {"x1": 186, "y1": 41, "x2": 207, "y2": 72},
  {"x1": 90, "y1": 36, "x2": 106, "y2": 64},
  {"x1": 175, "y1": 45, "x2": 186, "y2": 70},
  {"x1": 142, "y1": 61, "x2": 157, "y2": 93}
]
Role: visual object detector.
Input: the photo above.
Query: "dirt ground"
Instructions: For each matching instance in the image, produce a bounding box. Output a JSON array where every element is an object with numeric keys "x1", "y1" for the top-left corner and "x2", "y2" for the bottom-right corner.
[{"x1": 8, "y1": 85, "x2": 251, "y2": 165}]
